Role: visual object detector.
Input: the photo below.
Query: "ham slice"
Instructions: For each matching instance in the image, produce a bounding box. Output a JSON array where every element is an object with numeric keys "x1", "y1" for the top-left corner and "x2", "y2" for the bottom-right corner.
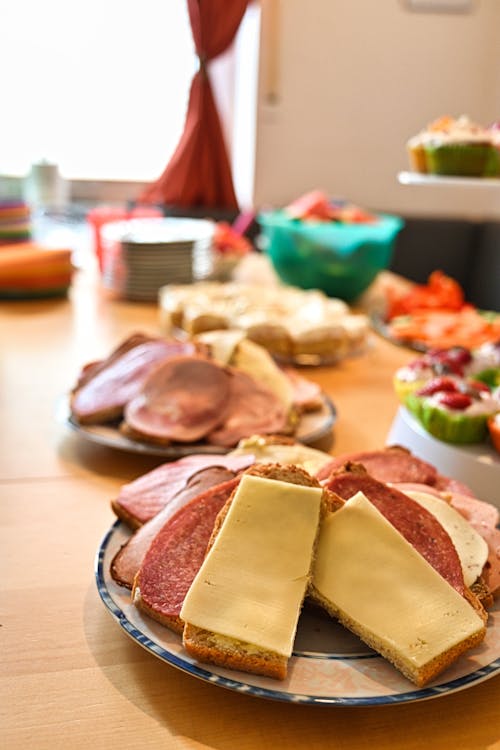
[
  {"x1": 110, "y1": 465, "x2": 238, "y2": 588},
  {"x1": 282, "y1": 367, "x2": 323, "y2": 412},
  {"x1": 207, "y1": 369, "x2": 290, "y2": 447},
  {"x1": 71, "y1": 338, "x2": 196, "y2": 424},
  {"x1": 111, "y1": 452, "x2": 255, "y2": 527},
  {"x1": 434, "y1": 474, "x2": 476, "y2": 498},
  {"x1": 447, "y1": 492, "x2": 500, "y2": 596},
  {"x1": 124, "y1": 356, "x2": 232, "y2": 444},
  {"x1": 73, "y1": 333, "x2": 155, "y2": 390}
]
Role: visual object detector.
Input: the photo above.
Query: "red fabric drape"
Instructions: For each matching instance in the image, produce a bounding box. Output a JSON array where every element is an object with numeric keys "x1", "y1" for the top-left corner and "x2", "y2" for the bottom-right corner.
[{"x1": 138, "y1": 0, "x2": 249, "y2": 210}]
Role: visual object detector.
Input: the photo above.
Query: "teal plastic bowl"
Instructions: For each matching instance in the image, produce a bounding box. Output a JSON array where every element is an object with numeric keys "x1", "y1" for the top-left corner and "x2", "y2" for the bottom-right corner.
[{"x1": 258, "y1": 211, "x2": 404, "y2": 302}]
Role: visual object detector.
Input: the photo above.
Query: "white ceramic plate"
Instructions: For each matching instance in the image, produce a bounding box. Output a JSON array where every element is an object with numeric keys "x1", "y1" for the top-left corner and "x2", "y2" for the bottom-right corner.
[
  {"x1": 59, "y1": 394, "x2": 336, "y2": 459},
  {"x1": 96, "y1": 520, "x2": 500, "y2": 706}
]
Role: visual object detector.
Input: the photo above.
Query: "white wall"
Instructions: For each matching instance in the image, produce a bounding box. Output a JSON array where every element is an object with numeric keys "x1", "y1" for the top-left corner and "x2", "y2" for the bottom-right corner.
[{"x1": 251, "y1": 0, "x2": 500, "y2": 220}]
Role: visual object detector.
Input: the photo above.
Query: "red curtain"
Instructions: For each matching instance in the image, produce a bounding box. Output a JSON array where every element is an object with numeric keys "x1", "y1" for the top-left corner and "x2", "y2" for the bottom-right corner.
[{"x1": 138, "y1": 0, "x2": 249, "y2": 210}]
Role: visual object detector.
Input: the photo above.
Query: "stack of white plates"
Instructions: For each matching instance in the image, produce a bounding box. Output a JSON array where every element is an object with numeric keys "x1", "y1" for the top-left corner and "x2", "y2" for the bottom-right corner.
[{"x1": 100, "y1": 217, "x2": 215, "y2": 301}]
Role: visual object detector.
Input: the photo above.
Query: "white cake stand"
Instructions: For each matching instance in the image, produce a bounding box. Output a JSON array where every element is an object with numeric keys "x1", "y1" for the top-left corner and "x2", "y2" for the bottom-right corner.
[{"x1": 387, "y1": 407, "x2": 500, "y2": 508}]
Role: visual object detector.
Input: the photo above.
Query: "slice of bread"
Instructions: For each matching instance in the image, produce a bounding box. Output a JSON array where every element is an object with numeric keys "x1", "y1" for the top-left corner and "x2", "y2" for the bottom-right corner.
[
  {"x1": 309, "y1": 491, "x2": 487, "y2": 687},
  {"x1": 181, "y1": 464, "x2": 337, "y2": 680}
]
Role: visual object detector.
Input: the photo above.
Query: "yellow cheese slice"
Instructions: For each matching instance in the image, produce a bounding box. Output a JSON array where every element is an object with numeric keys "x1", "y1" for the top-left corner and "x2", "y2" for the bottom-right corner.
[
  {"x1": 404, "y1": 490, "x2": 489, "y2": 587},
  {"x1": 230, "y1": 436, "x2": 331, "y2": 475},
  {"x1": 229, "y1": 338, "x2": 295, "y2": 410},
  {"x1": 194, "y1": 329, "x2": 246, "y2": 365},
  {"x1": 180, "y1": 474, "x2": 323, "y2": 657},
  {"x1": 313, "y1": 492, "x2": 485, "y2": 671}
]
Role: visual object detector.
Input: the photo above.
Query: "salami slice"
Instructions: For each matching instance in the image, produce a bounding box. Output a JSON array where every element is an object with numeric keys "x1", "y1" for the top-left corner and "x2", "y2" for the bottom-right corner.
[
  {"x1": 207, "y1": 369, "x2": 290, "y2": 448},
  {"x1": 111, "y1": 452, "x2": 254, "y2": 528},
  {"x1": 326, "y1": 469, "x2": 466, "y2": 595},
  {"x1": 71, "y1": 339, "x2": 196, "y2": 424},
  {"x1": 134, "y1": 476, "x2": 241, "y2": 632},
  {"x1": 110, "y1": 466, "x2": 238, "y2": 588},
  {"x1": 124, "y1": 356, "x2": 231, "y2": 443},
  {"x1": 392, "y1": 484, "x2": 500, "y2": 596},
  {"x1": 316, "y1": 447, "x2": 438, "y2": 485}
]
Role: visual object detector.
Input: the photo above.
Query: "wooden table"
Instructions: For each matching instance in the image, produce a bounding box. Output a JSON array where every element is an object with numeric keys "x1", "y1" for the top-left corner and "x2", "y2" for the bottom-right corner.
[{"x1": 3, "y1": 266, "x2": 499, "y2": 750}]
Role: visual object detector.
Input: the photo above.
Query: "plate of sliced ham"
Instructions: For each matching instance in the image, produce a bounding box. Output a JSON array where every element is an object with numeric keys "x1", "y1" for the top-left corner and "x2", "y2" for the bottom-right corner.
[
  {"x1": 61, "y1": 332, "x2": 337, "y2": 458},
  {"x1": 59, "y1": 391, "x2": 337, "y2": 458}
]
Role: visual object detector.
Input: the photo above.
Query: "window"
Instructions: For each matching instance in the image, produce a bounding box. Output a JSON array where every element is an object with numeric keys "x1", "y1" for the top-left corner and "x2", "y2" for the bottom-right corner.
[{"x1": 1, "y1": 0, "x2": 197, "y2": 183}]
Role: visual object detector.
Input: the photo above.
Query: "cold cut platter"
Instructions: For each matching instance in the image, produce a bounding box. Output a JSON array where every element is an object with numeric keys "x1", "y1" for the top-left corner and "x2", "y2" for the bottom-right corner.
[
  {"x1": 96, "y1": 520, "x2": 500, "y2": 706},
  {"x1": 59, "y1": 392, "x2": 336, "y2": 459},
  {"x1": 63, "y1": 332, "x2": 338, "y2": 458}
]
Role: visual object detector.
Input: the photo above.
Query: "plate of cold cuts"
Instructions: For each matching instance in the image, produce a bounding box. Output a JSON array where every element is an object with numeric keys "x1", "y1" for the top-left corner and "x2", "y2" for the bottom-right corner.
[
  {"x1": 61, "y1": 331, "x2": 337, "y2": 458},
  {"x1": 95, "y1": 520, "x2": 500, "y2": 706},
  {"x1": 59, "y1": 391, "x2": 336, "y2": 458},
  {"x1": 94, "y1": 446, "x2": 500, "y2": 706}
]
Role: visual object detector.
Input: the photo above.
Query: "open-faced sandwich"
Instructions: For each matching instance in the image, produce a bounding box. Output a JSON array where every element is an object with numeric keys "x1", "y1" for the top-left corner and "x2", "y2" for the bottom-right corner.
[{"x1": 108, "y1": 439, "x2": 499, "y2": 687}]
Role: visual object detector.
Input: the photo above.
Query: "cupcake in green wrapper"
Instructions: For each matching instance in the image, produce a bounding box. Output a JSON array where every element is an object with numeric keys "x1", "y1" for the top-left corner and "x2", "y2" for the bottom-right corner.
[
  {"x1": 422, "y1": 114, "x2": 498, "y2": 178},
  {"x1": 405, "y1": 376, "x2": 499, "y2": 444},
  {"x1": 406, "y1": 393, "x2": 491, "y2": 443},
  {"x1": 425, "y1": 142, "x2": 496, "y2": 177}
]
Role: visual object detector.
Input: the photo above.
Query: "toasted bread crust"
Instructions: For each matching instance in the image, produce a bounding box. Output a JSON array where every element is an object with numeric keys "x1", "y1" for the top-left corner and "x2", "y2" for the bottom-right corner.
[
  {"x1": 110, "y1": 500, "x2": 143, "y2": 530},
  {"x1": 182, "y1": 625, "x2": 288, "y2": 680},
  {"x1": 132, "y1": 586, "x2": 184, "y2": 635},
  {"x1": 308, "y1": 583, "x2": 486, "y2": 687}
]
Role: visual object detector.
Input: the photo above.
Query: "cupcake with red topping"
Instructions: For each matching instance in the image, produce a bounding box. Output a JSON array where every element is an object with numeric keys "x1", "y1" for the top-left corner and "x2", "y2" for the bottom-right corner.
[
  {"x1": 393, "y1": 346, "x2": 473, "y2": 403},
  {"x1": 394, "y1": 340, "x2": 500, "y2": 403},
  {"x1": 405, "y1": 375, "x2": 500, "y2": 444}
]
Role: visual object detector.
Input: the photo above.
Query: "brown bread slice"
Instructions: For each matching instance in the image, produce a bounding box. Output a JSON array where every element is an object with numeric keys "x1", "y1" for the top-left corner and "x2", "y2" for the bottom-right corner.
[{"x1": 182, "y1": 464, "x2": 339, "y2": 680}]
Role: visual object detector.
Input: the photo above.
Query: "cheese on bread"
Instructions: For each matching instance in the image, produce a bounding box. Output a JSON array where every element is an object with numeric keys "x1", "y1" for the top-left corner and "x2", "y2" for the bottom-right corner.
[
  {"x1": 181, "y1": 473, "x2": 324, "y2": 678},
  {"x1": 310, "y1": 491, "x2": 487, "y2": 687}
]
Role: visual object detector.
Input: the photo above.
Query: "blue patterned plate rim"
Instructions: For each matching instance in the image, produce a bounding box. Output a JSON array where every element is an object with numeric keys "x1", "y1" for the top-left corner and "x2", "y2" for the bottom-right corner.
[{"x1": 94, "y1": 520, "x2": 500, "y2": 706}]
